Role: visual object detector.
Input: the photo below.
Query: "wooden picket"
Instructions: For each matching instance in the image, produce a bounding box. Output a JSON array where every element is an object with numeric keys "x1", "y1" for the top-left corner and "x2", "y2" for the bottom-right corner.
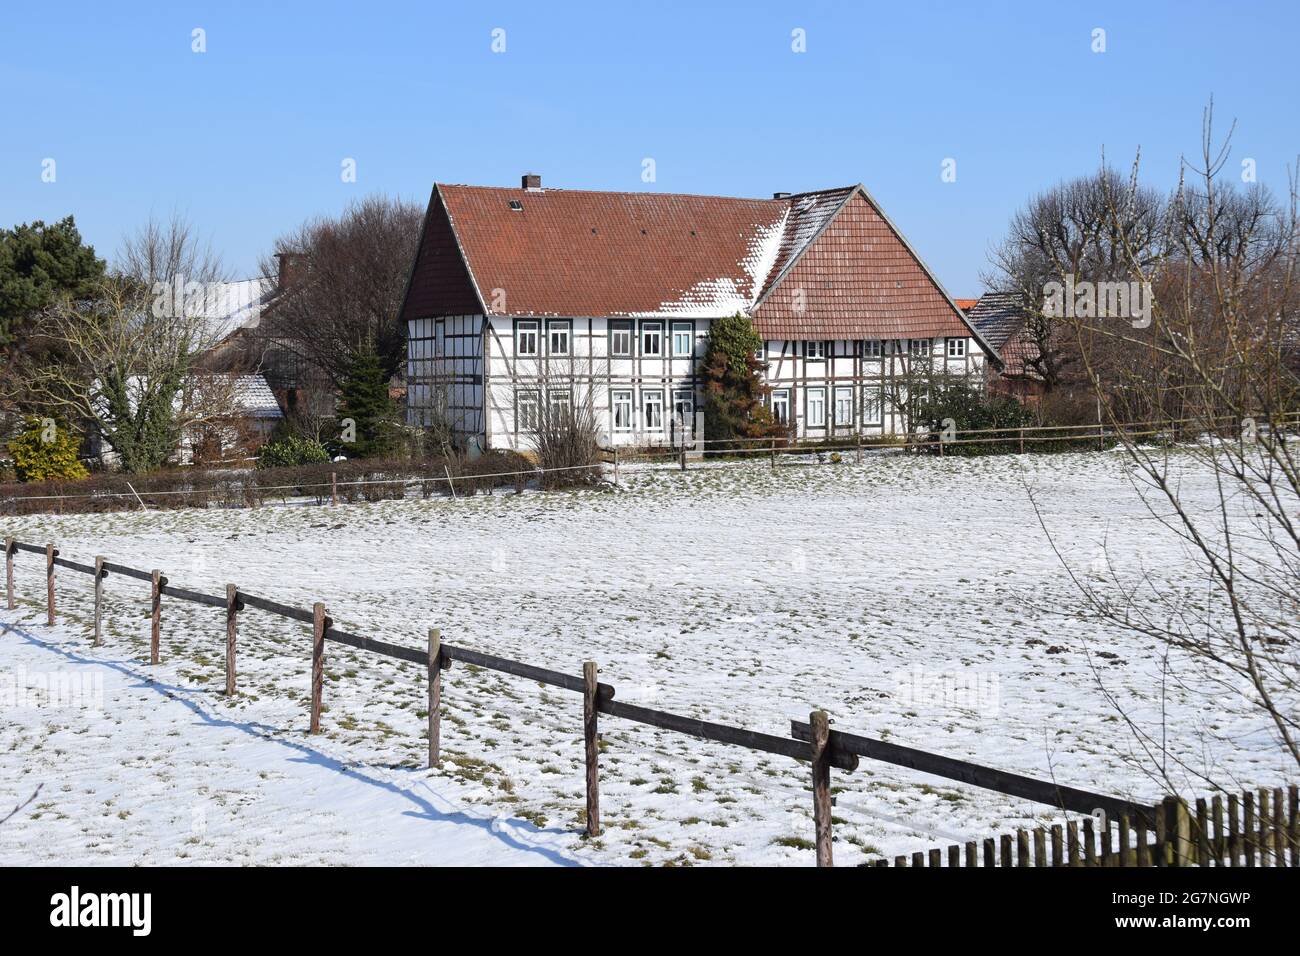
[{"x1": 867, "y1": 789, "x2": 1300, "y2": 866}]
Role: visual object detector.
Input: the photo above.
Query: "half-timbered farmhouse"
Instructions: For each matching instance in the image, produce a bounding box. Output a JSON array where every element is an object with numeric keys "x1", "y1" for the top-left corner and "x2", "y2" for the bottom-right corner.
[{"x1": 399, "y1": 175, "x2": 998, "y2": 452}]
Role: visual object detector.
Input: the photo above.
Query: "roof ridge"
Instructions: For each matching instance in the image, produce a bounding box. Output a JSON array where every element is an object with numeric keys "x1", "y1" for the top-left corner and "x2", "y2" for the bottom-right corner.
[{"x1": 437, "y1": 182, "x2": 803, "y2": 204}]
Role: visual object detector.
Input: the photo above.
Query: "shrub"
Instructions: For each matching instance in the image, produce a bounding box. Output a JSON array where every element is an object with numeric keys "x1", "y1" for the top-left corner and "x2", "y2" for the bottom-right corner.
[
  {"x1": 8, "y1": 418, "x2": 89, "y2": 482},
  {"x1": 913, "y1": 382, "x2": 1034, "y2": 455},
  {"x1": 257, "y1": 435, "x2": 329, "y2": 469},
  {"x1": 530, "y1": 401, "x2": 601, "y2": 489}
]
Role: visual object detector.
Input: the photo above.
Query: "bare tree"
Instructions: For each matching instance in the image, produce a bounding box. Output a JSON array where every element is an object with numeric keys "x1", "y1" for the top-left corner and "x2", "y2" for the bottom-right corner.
[
  {"x1": 1031, "y1": 104, "x2": 1300, "y2": 787},
  {"x1": 13, "y1": 215, "x2": 233, "y2": 473},
  {"x1": 259, "y1": 195, "x2": 423, "y2": 388},
  {"x1": 986, "y1": 168, "x2": 1165, "y2": 392}
]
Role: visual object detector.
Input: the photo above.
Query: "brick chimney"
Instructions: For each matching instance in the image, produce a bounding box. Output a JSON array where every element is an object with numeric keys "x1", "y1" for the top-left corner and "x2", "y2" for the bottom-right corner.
[
  {"x1": 521, "y1": 173, "x2": 542, "y2": 191},
  {"x1": 274, "y1": 252, "x2": 307, "y2": 291}
]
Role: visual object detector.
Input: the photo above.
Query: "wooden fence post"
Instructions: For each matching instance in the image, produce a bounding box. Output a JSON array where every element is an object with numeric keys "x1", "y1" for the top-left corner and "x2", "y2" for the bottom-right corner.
[
  {"x1": 583, "y1": 661, "x2": 601, "y2": 837},
  {"x1": 225, "y1": 585, "x2": 239, "y2": 696},
  {"x1": 45, "y1": 543, "x2": 56, "y2": 625},
  {"x1": 149, "y1": 569, "x2": 162, "y2": 664},
  {"x1": 310, "y1": 602, "x2": 326, "y2": 733},
  {"x1": 1164, "y1": 796, "x2": 1193, "y2": 866},
  {"x1": 855, "y1": 433, "x2": 862, "y2": 464},
  {"x1": 5, "y1": 537, "x2": 15, "y2": 611},
  {"x1": 331, "y1": 471, "x2": 338, "y2": 506},
  {"x1": 427, "y1": 628, "x2": 442, "y2": 768},
  {"x1": 770, "y1": 438, "x2": 776, "y2": 470},
  {"x1": 612, "y1": 446, "x2": 619, "y2": 485},
  {"x1": 809, "y1": 709, "x2": 833, "y2": 867},
  {"x1": 93, "y1": 556, "x2": 105, "y2": 646}
]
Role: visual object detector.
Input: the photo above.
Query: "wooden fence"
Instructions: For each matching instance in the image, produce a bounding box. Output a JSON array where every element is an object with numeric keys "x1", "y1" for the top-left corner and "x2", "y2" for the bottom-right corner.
[
  {"x1": 868, "y1": 789, "x2": 1299, "y2": 867},
  {"x1": 4, "y1": 533, "x2": 1290, "y2": 867}
]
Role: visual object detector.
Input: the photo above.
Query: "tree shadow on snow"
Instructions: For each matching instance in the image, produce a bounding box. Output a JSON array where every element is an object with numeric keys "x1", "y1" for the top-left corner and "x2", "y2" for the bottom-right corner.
[{"x1": 1, "y1": 619, "x2": 582, "y2": 867}]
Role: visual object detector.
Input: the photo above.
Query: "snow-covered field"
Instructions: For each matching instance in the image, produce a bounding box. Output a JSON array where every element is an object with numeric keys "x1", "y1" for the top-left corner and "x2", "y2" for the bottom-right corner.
[{"x1": 1, "y1": 451, "x2": 1292, "y2": 866}]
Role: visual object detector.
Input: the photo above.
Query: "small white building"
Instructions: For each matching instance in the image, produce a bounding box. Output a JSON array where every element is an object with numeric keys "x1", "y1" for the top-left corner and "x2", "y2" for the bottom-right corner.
[{"x1": 400, "y1": 176, "x2": 998, "y2": 451}]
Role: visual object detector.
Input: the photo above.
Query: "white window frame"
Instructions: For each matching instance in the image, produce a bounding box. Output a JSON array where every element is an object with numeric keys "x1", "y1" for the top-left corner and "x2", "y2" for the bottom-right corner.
[
  {"x1": 642, "y1": 388, "x2": 664, "y2": 430},
  {"x1": 806, "y1": 340, "x2": 826, "y2": 360},
  {"x1": 909, "y1": 338, "x2": 931, "y2": 357},
  {"x1": 771, "y1": 388, "x2": 790, "y2": 424},
  {"x1": 862, "y1": 385, "x2": 882, "y2": 425},
  {"x1": 548, "y1": 320, "x2": 570, "y2": 357},
  {"x1": 547, "y1": 388, "x2": 571, "y2": 422},
  {"x1": 672, "y1": 389, "x2": 695, "y2": 430},
  {"x1": 806, "y1": 387, "x2": 827, "y2": 428},
  {"x1": 516, "y1": 321, "x2": 539, "y2": 357},
  {"x1": 610, "y1": 321, "x2": 632, "y2": 357},
  {"x1": 671, "y1": 322, "x2": 692, "y2": 357},
  {"x1": 946, "y1": 337, "x2": 966, "y2": 358},
  {"x1": 612, "y1": 389, "x2": 634, "y2": 431},
  {"x1": 516, "y1": 389, "x2": 541, "y2": 432},
  {"x1": 863, "y1": 339, "x2": 882, "y2": 359},
  {"x1": 834, "y1": 386, "x2": 854, "y2": 427},
  {"x1": 642, "y1": 321, "x2": 663, "y2": 357}
]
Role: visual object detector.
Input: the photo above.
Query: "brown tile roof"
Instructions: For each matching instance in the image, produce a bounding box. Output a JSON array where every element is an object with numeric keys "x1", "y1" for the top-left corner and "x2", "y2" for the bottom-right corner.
[
  {"x1": 434, "y1": 184, "x2": 792, "y2": 319},
  {"x1": 968, "y1": 292, "x2": 1027, "y2": 350},
  {"x1": 401, "y1": 180, "x2": 995, "y2": 357},
  {"x1": 752, "y1": 190, "x2": 975, "y2": 341},
  {"x1": 968, "y1": 293, "x2": 1042, "y2": 378}
]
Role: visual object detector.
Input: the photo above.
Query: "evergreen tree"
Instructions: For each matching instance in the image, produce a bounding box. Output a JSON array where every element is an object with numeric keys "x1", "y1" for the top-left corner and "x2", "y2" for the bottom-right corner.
[
  {"x1": 0, "y1": 217, "x2": 106, "y2": 348},
  {"x1": 701, "y1": 313, "x2": 779, "y2": 447},
  {"x1": 335, "y1": 346, "x2": 400, "y2": 458}
]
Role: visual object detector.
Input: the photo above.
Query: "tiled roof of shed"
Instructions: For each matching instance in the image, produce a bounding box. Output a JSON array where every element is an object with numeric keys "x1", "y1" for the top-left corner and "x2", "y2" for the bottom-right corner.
[{"x1": 967, "y1": 292, "x2": 1028, "y2": 351}]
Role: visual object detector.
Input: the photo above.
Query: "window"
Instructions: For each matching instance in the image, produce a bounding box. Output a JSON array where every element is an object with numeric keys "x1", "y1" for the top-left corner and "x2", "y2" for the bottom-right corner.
[
  {"x1": 548, "y1": 320, "x2": 570, "y2": 356},
  {"x1": 547, "y1": 388, "x2": 571, "y2": 422},
  {"x1": 862, "y1": 385, "x2": 882, "y2": 425},
  {"x1": 642, "y1": 322, "x2": 663, "y2": 356},
  {"x1": 672, "y1": 322, "x2": 692, "y2": 357},
  {"x1": 888, "y1": 339, "x2": 904, "y2": 355},
  {"x1": 642, "y1": 389, "x2": 664, "y2": 430},
  {"x1": 516, "y1": 389, "x2": 540, "y2": 431},
  {"x1": 806, "y1": 340, "x2": 826, "y2": 360},
  {"x1": 863, "y1": 339, "x2": 882, "y2": 359},
  {"x1": 610, "y1": 321, "x2": 632, "y2": 357},
  {"x1": 673, "y1": 390, "x2": 695, "y2": 431},
  {"x1": 909, "y1": 338, "x2": 931, "y2": 357},
  {"x1": 834, "y1": 386, "x2": 854, "y2": 427},
  {"x1": 771, "y1": 389, "x2": 790, "y2": 424},
  {"x1": 612, "y1": 390, "x2": 633, "y2": 431},
  {"x1": 516, "y1": 321, "x2": 538, "y2": 356},
  {"x1": 946, "y1": 337, "x2": 966, "y2": 358},
  {"x1": 806, "y1": 387, "x2": 826, "y2": 428}
]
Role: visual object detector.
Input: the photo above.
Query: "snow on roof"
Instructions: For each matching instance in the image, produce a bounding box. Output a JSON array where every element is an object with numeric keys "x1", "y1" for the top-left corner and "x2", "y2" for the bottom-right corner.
[
  {"x1": 201, "y1": 277, "x2": 276, "y2": 344},
  {"x1": 230, "y1": 374, "x2": 282, "y2": 418}
]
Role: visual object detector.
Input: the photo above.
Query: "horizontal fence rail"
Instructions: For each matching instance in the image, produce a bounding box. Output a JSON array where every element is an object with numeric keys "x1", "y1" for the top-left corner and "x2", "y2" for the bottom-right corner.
[
  {"x1": 790, "y1": 720, "x2": 1147, "y2": 823},
  {"x1": 6, "y1": 533, "x2": 1287, "y2": 866}
]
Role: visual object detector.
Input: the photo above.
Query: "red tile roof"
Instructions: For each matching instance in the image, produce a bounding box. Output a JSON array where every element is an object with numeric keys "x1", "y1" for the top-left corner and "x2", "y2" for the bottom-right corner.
[
  {"x1": 952, "y1": 298, "x2": 979, "y2": 311},
  {"x1": 401, "y1": 181, "x2": 995, "y2": 357},
  {"x1": 751, "y1": 190, "x2": 972, "y2": 340}
]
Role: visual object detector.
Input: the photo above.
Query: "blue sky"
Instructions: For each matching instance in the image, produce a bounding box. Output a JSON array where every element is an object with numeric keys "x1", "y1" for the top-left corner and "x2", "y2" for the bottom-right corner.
[{"x1": 3, "y1": 1, "x2": 1296, "y2": 295}]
